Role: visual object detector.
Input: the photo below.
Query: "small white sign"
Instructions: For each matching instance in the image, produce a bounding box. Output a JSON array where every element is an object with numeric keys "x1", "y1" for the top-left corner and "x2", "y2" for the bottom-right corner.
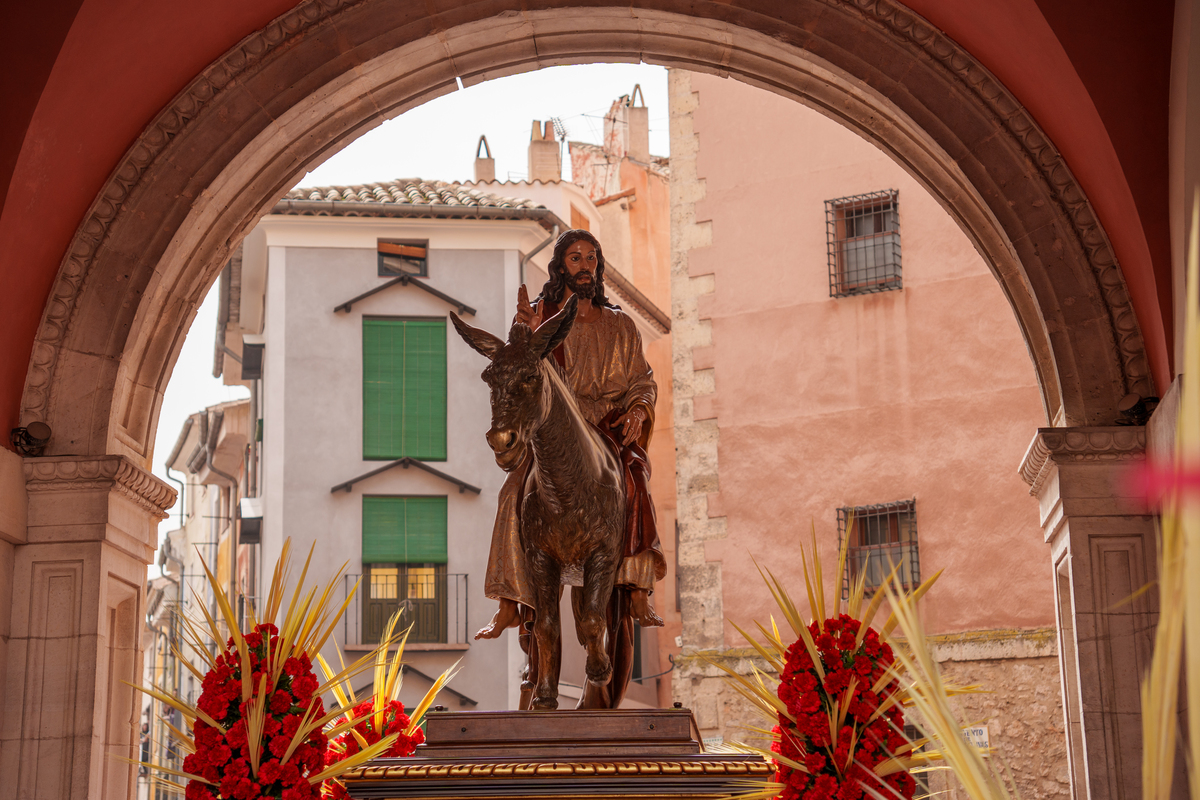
[{"x1": 962, "y1": 725, "x2": 990, "y2": 749}]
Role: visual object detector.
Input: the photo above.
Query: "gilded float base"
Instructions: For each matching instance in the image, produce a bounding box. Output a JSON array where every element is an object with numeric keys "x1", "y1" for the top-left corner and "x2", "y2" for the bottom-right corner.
[{"x1": 342, "y1": 708, "x2": 773, "y2": 799}]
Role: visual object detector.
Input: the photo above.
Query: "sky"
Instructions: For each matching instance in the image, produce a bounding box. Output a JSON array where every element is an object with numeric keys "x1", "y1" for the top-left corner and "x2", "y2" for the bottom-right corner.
[{"x1": 149, "y1": 63, "x2": 671, "y2": 561}]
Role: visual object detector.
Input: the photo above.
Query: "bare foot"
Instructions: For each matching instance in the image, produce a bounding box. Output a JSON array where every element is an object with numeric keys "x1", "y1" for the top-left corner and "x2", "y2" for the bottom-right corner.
[
  {"x1": 475, "y1": 598, "x2": 522, "y2": 639},
  {"x1": 630, "y1": 589, "x2": 664, "y2": 627}
]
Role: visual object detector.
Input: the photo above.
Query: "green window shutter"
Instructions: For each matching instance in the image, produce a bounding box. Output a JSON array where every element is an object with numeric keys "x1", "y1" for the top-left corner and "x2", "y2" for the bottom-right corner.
[
  {"x1": 363, "y1": 318, "x2": 447, "y2": 460},
  {"x1": 362, "y1": 496, "x2": 448, "y2": 564}
]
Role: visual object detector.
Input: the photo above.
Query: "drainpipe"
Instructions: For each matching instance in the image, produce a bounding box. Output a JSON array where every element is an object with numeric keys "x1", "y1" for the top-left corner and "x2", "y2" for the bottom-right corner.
[
  {"x1": 520, "y1": 225, "x2": 558, "y2": 287},
  {"x1": 205, "y1": 410, "x2": 241, "y2": 633},
  {"x1": 163, "y1": 417, "x2": 193, "y2": 530},
  {"x1": 248, "y1": 379, "x2": 259, "y2": 498}
]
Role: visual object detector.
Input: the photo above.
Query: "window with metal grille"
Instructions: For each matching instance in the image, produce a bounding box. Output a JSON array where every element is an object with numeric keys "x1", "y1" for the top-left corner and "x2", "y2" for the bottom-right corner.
[
  {"x1": 362, "y1": 317, "x2": 447, "y2": 461},
  {"x1": 362, "y1": 495, "x2": 449, "y2": 643},
  {"x1": 825, "y1": 190, "x2": 901, "y2": 297},
  {"x1": 378, "y1": 240, "x2": 428, "y2": 277},
  {"x1": 838, "y1": 498, "x2": 919, "y2": 599}
]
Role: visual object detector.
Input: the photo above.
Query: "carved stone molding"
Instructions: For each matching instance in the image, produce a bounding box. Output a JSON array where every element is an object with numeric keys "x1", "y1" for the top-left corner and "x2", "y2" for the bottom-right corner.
[
  {"x1": 22, "y1": 0, "x2": 1151, "y2": 433},
  {"x1": 20, "y1": 0, "x2": 357, "y2": 428},
  {"x1": 25, "y1": 455, "x2": 177, "y2": 521},
  {"x1": 1019, "y1": 426, "x2": 1146, "y2": 496}
]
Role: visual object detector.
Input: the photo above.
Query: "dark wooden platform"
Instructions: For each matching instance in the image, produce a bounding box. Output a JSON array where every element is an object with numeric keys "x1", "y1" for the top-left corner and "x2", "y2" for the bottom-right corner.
[{"x1": 342, "y1": 708, "x2": 773, "y2": 799}]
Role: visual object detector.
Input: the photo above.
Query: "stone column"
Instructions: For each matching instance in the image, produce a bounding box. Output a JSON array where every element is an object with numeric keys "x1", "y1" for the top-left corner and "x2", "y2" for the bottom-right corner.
[
  {"x1": 1019, "y1": 427, "x2": 1162, "y2": 800},
  {"x1": 0, "y1": 455, "x2": 174, "y2": 800}
]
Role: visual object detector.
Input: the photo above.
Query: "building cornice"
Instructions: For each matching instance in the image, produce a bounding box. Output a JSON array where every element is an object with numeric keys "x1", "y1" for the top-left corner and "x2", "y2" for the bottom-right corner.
[
  {"x1": 25, "y1": 455, "x2": 177, "y2": 521},
  {"x1": 1019, "y1": 426, "x2": 1146, "y2": 496}
]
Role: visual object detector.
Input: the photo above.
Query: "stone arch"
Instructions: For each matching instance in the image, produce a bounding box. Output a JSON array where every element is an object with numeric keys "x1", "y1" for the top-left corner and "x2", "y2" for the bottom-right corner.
[{"x1": 21, "y1": 0, "x2": 1151, "y2": 461}]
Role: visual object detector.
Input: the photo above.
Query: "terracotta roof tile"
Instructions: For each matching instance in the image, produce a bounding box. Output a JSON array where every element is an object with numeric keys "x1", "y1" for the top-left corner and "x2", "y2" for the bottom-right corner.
[{"x1": 285, "y1": 178, "x2": 543, "y2": 210}]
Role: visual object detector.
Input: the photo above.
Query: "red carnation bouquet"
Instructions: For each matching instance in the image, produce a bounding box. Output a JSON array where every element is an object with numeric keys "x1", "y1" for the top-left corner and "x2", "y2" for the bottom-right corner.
[
  {"x1": 716, "y1": 537, "x2": 951, "y2": 800},
  {"x1": 183, "y1": 623, "x2": 327, "y2": 800},
  {"x1": 132, "y1": 541, "x2": 450, "y2": 798},
  {"x1": 771, "y1": 614, "x2": 915, "y2": 800}
]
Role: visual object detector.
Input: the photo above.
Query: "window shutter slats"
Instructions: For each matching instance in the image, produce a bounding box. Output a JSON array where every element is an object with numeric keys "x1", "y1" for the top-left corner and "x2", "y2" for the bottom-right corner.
[
  {"x1": 363, "y1": 318, "x2": 447, "y2": 460},
  {"x1": 362, "y1": 496, "x2": 447, "y2": 564}
]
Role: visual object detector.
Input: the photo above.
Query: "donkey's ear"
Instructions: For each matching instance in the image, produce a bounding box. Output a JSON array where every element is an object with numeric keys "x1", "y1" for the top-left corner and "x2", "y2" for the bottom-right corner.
[
  {"x1": 451, "y1": 312, "x2": 504, "y2": 360},
  {"x1": 533, "y1": 294, "x2": 578, "y2": 360}
]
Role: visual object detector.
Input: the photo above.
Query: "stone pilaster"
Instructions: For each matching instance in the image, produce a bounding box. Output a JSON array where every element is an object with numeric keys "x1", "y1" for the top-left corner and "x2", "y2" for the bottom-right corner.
[
  {"x1": 668, "y1": 68, "x2": 726, "y2": 653},
  {"x1": 1020, "y1": 427, "x2": 1166, "y2": 800},
  {"x1": 1, "y1": 455, "x2": 174, "y2": 800}
]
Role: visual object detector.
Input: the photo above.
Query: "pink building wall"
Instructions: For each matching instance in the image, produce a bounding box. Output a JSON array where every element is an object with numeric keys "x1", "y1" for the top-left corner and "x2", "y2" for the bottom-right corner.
[{"x1": 683, "y1": 71, "x2": 1054, "y2": 642}]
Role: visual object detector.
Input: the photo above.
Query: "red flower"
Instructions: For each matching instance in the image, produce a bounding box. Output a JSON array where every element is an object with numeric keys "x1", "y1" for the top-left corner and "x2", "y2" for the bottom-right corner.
[
  {"x1": 798, "y1": 690, "x2": 822, "y2": 714},
  {"x1": 233, "y1": 776, "x2": 260, "y2": 799},
  {"x1": 225, "y1": 719, "x2": 248, "y2": 751},
  {"x1": 291, "y1": 673, "x2": 318, "y2": 700},
  {"x1": 258, "y1": 759, "x2": 282, "y2": 785},
  {"x1": 270, "y1": 689, "x2": 294, "y2": 714},
  {"x1": 281, "y1": 713, "x2": 302, "y2": 741},
  {"x1": 269, "y1": 734, "x2": 291, "y2": 759},
  {"x1": 225, "y1": 757, "x2": 250, "y2": 781},
  {"x1": 278, "y1": 760, "x2": 301, "y2": 787},
  {"x1": 186, "y1": 781, "x2": 216, "y2": 800}
]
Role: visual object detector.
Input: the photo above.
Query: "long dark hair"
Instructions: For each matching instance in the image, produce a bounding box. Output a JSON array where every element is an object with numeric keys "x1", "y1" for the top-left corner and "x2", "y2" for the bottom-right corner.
[{"x1": 539, "y1": 229, "x2": 613, "y2": 308}]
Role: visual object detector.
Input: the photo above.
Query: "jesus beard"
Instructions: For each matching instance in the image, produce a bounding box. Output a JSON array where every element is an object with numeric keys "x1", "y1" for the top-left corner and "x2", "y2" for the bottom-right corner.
[{"x1": 566, "y1": 270, "x2": 597, "y2": 299}]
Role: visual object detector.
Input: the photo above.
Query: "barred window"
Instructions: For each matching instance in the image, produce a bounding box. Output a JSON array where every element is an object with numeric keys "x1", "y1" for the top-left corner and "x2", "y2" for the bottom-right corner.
[
  {"x1": 825, "y1": 190, "x2": 901, "y2": 297},
  {"x1": 838, "y1": 498, "x2": 919, "y2": 599}
]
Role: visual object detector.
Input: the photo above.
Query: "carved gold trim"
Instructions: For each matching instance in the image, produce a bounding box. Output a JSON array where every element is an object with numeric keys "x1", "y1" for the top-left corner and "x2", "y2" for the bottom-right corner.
[
  {"x1": 344, "y1": 760, "x2": 775, "y2": 781},
  {"x1": 1019, "y1": 426, "x2": 1146, "y2": 496},
  {"x1": 25, "y1": 455, "x2": 177, "y2": 520}
]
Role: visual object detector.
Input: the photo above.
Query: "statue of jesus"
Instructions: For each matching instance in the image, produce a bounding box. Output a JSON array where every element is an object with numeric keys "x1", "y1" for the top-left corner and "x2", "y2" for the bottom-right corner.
[{"x1": 474, "y1": 230, "x2": 666, "y2": 690}]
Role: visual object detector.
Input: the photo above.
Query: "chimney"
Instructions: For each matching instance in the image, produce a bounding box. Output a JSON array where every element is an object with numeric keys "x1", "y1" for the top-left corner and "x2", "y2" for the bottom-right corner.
[
  {"x1": 474, "y1": 135, "x2": 495, "y2": 182},
  {"x1": 528, "y1": 120, "x2": 561, "y2": 182},
  {"x1": 628, "y1": 84, "x2": 649, "y2": 162}
]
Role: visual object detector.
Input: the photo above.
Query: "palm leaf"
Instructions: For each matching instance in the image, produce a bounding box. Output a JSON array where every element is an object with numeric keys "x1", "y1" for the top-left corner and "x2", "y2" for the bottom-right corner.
[
  {"x1": 406, "y1": 658, "x2": 464, "y2": 736},
  {"x1": 305, "y1": 734, "x2": 401, "y2": 785},
  {"x1": 1180, "y1": 190, "x2": 1200, "y2": 800}
]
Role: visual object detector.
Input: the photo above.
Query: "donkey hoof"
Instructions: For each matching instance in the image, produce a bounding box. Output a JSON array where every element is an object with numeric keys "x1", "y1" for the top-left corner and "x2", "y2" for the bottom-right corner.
[
  {"x1": 586, "y1": 656, "x2": 613, "y2": 686},
  {"x1": 531, "y1": 696, "x2": 559, "y2": 710}
]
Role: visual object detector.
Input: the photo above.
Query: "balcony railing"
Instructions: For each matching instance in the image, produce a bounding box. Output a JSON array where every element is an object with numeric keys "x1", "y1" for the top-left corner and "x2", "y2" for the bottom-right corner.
[
  {"x1": 341, "y1": 572, "x2": 469, "y2": 647},
  {"x1": 847, "y1": 541, "x2": 920, "y2": 594}
]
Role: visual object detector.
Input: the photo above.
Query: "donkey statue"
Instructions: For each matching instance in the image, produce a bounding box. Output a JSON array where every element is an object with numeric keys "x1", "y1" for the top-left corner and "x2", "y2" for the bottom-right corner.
[{"x1": 451, "y1": 296, "x2": 631, "y2": 710}]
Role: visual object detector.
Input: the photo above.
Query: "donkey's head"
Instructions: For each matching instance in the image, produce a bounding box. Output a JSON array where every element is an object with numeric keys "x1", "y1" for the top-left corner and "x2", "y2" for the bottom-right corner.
[{"x1": 451, "y1": 296, "x2": 578, "y2": 470}]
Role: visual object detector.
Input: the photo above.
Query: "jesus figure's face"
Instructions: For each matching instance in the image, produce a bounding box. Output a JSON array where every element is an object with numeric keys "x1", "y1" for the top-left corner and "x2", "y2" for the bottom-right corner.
[{"x1": 563, "y1": 239, "x2": 599, "y2": 298}]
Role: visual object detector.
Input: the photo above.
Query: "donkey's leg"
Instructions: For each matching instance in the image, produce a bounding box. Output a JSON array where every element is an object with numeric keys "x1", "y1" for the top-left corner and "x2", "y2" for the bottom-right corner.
[
  {"x1": 517, "y1": 605, "x2": 537, "y2": 711},
  {"x1": 528, "y1": 550, "x2": 563, "y2": 710},
  {"x1": 578, "y1": 549, "x2": 621, "y2": 686}
]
